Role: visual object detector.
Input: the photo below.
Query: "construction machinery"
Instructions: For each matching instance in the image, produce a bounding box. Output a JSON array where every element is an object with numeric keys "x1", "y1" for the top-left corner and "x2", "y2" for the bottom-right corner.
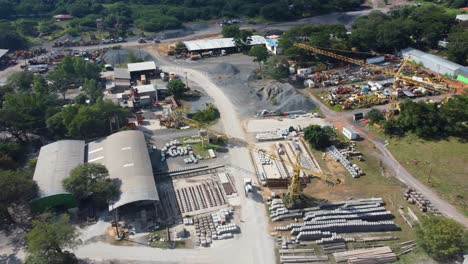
[
  {"x1": 293, "y1": 43, "x2": 452, "y2": 114},
  {"x1": 172, "y1": 114, "x2": 341, "y2": 207}
]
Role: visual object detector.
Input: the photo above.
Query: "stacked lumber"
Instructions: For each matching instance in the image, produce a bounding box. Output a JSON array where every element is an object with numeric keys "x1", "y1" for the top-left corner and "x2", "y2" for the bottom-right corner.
[
  {"x1": 333, "y1": 246, "x2": 397, "y2": 263},
  {"x1": 280, "y1": 255, "x2": 329, "y2": 264},
  {"x1": 279, "y1": 248, "x2": 315, "y2": 255},
  {"x1": 321, "y1": 242, "x2": 347, "y2": 254}
]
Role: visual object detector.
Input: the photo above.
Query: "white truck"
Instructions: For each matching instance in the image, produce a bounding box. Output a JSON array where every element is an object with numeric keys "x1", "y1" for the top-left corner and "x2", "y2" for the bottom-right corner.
[{"x1": 244, "y1": 178, "x2": 253, "y2": 197}]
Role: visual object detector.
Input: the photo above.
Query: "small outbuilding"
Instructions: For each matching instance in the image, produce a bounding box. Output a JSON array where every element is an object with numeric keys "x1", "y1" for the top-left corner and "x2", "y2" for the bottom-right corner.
[
  {"x1": 128, "y1": 61, "x2": 157, "y2": 81},
  {"x1": 342, "y1": 127, "x2": 360, "y2": 140}
]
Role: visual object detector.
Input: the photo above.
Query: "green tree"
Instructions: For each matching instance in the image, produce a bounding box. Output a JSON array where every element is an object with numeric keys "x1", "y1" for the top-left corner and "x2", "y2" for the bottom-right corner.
[
  {"x1": 416, "y1": 215, "x2": 467, "y2": 260},
  {"x1": 446, "y1": 28, "x2": 468, "y2": 65},
  {"x1": 32, "y1": 75, "x2": 49, "y2": 95},
  {"x1": 192, "y1": 104, "x2": 219, "y2": 123},
  {"x1": 249, "y1": 45, "x2": 269, "y2": 66},
  {"x1": 367, "y1": 109, "x2": 384, "y2": 124},
  {"x1": 167, "y1": 79, "x2": 186, "y2": 99},
  {"x1": 233, "y1": 30, "x2": 253, "y2": 53},
  {"x1": 304, "y1": 125, "x2": 336, "y2": 149},
  {"x1": 63, "y1": 163, "x2": 119, "y2": 207},
  {"x1": 0, "y1": 141, "x2": 25, "y2": 170},
  {"x1": 83, "y1": 79, "x2": 102, "y2": 103},
  {"x1": 0, "y1": 170, "x2": 38, "y2": 223},
  {"x1": 26, "y1": 214, "x2": 79, "y2": 264},
  {"x1": 264, "y1": 56, "x2": 290, "y2": 80},
  {"x1": 222, "y1": 25, "x2": 241, "y2": 38},
  {"x1": 4, "y1": 71, "x2": 35, "y2": 92}
]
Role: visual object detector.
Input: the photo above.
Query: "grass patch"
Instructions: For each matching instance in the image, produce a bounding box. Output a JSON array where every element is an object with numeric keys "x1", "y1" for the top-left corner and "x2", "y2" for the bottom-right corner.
[
  {"x1": 190, "y1": 141, "x2": 224, "y2": 159},
  {"x1": 380, "y1": 134, "x2": 468, "y2": 216}
]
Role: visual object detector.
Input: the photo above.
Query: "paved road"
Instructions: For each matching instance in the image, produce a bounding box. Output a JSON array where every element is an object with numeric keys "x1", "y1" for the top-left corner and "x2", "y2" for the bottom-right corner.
[{"x1": 305, "y1": 91, "x2": 468, "y2": 227}]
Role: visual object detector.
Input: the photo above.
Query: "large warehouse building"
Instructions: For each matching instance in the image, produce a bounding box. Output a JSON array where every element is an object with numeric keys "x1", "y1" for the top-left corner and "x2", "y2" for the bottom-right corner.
[
  {"x1": 32, "y1": 130, "x2": 159, "y2": 213},
  {"x1": 31, "y1": 140, "x2": 84, "y2": 212},
  {"x1": 183, "y1": 35, "x2": 266, "y2": 54},
  {"x1": 400, "y1": 47, "x2": 463, "y2": 77}
]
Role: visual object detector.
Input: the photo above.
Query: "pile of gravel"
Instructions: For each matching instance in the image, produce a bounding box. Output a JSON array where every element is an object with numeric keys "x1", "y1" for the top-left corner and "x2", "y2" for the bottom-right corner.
[
  {"x1": 254, "y1": 81, "x2": 316, "y2": 113},
  {"x1": 210, "y1": 63, "x2": 240, "y2": 76},
  {"x1": 102, "y1": 49, "x2": 154, "y2": 65}
]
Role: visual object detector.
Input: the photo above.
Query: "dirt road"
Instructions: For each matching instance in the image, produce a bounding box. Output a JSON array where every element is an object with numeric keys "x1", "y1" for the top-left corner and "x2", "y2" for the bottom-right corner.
[{"x1": 306, "y1": 91, "x2": 468, "y2": 227}]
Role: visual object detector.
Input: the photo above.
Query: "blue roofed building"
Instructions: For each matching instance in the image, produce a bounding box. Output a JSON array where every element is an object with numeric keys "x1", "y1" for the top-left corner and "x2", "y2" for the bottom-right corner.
[{"x1": 265, "y1": 36, "x2": 282, "y2": 55}]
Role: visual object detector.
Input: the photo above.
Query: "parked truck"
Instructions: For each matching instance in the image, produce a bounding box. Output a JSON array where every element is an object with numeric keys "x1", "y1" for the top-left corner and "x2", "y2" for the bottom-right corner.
[{"x1": 244, "y1": 178, "x2": 253, "y2": 197}]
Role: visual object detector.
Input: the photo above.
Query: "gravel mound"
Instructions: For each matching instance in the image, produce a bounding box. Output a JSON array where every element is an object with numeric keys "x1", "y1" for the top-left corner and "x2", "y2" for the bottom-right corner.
[
  {"x1": 102, "y1": 49, "x2": 154, "y2": 65},
  {"x1": 211, "y1": 63, "x2": 240, "y2": 76},
  {"x1": 254, "y1": 81, "x2": 315, "y2": 113}
]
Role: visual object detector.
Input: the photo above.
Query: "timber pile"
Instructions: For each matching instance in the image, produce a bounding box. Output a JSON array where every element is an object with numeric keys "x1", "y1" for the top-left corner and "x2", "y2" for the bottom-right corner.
[
  {"x1": 280, "y1": 255, "x2": 329, "y2": 264},
  {"x1": 333, "y1": 246, "x2": 397, "y2": 263},
  {"x1": 356, "y1": 236, "x2": 398, "y2": 242},
  {"x1": 321, "y1": 242, "x2": 347, "y2": 254},
  {"x1": 279, "y1": 248, "x2": 315, "y2": 255}
]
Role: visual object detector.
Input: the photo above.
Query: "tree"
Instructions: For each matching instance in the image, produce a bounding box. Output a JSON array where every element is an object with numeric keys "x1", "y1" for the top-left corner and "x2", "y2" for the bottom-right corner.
[
  {"x1": 83, "y1": 79, "x2": 102, "y2": 103},
  {"x1": 167, "y1": 79, "x2": 186, "y2": 99},
  {"x1": 233, "y1": 29, "x2": 254, "y2": 53},
  {"x1": 264, "y1": 56, "x2": 290, "y2": 80},
  {"x1": 446, "y1": 28, "x2": 468, "y2": 65},
  {"x1": 367, "y1": 109, "x2": 384, "y2": 124},
  {"x1": 304, "y1": 125, "x2": 336, "y2": 149},
  {"x1": 4, "y1": 71, "x2": 35, "y2": 92},
  {"x1": 416, "y1": 215, "x2": 467, "y2": 260},
  {"x1": 192, "y1": 104, "x2": 219, "y2": 123},
  {"x1": 63, "y1": 163, "x2": 119, "y2": 207},
  {"x1": 26, "y1": 214, "x2": 79, "y2": 264},
  {"x1": 222, "y1": 25, "x2": 241, "y2": 38},
  {"x1": 249, "y1": 45, "x2": 269, "y2": 66},
  {"x1": 0, "y1": 170, "x2": 38, "y2": 223}
]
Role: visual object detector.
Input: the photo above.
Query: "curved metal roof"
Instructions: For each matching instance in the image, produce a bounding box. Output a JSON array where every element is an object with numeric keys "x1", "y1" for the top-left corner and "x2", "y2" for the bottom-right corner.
[
  {"x1": 87, "y1": 130, "x2": 159, "y2": 210},
  {"x1": 183, "y1": 35, "x2": 266, "y2": 52},
  {"x1": 33, "y1": 140, "x2": 85, "y2": 198}
]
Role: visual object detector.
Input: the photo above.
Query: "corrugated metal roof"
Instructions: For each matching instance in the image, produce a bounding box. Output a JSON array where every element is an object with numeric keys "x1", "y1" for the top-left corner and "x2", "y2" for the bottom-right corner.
[
  {"x1": 456, "y1": 14, "x2": 468, "y2": 21},
  {"x1": 0, "y1": 49, "x2": 9, "y2": 59},
  {"x1": 127, "y1": 61, "x2": 156, "y2": 73},
  {"x1": 33, "y1": 140, "x2": 85, "y2": 198},
  {"x1": 134, "y1": 84, "x2": 156, "y2": 93},
  {"x1": 184, "y1": 35, "x2": 266, "y2": 52},
  {"x1": 401, "y1": 47, "x2": 462, "y2": 72},
  {"x1": 87, "y1": 130, "x2": 159, "y2": 210},
  {"x1": 114, "y1": 68, "x2": 130, "y2": 79}
]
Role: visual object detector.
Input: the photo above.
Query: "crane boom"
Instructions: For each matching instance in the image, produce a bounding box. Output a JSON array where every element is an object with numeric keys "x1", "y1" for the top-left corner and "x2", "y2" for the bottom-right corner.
[{"x1": 173, "y1": 115, "x2": 341, "y2": 186}]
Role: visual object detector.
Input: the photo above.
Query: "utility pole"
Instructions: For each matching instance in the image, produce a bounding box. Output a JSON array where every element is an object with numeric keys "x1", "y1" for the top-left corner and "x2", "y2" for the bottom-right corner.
[
  {"x1": 427, "y1": 164, "x2": 433, "y2": 186},
  {"x1": 185, "y1": 72, "x2": 189, "y2": 88}
]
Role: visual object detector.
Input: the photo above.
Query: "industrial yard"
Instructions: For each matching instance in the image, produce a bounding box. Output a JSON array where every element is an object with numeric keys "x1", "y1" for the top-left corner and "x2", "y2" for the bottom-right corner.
[{"x1": 1, "y1": 1, "x2": 467, "y2": 264}]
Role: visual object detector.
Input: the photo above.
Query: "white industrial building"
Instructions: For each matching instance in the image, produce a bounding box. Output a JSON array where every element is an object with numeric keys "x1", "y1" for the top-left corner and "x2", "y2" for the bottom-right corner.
[
  {"x1": 183, "y1": 35, "x2": 266, "y2": 54},
  {"x1": 400, "y1": 47, "x2": 463, "y2": 77},
  {"x1": 32, "y1": 130, "x2": 159, "y2": 212}
]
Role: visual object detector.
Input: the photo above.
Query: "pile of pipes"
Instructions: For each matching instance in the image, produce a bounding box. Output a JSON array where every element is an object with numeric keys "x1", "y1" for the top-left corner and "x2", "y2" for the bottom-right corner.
[
  {"x1": 161, "y1": 140, "x2": 202, "y2": 164},
  {"x1": 280, "y1": 255, "x2": 328, "y2": 264},
  {"x1": 321, "y1": 242, "x2": 347, "y2": 254},
  {"x1": 291, "y1": 220, "x2": 399, "y2": 237},
  {"x1": 333, "y1": 246, "x2": 397, "y2": 264},
  {"x1": 327, "y1": 145, "x2": 363, "y2": 177},
  {"x1": 258, "y1": 151, "x2": 272, "y2": 165},
  {"x1": 269, "y1": 199, "x2": 303, "y2": 222},
  {"x1": 256, "y1": 131, "x2": 286, "y2": 142},
  {"x1": 211, "y1": 208, "x2": 233, "y2": 225},
  {"x1": 216, "y1": 223, "x2": 238, "y2": 235},
  {"x1": 404, "y1": 188, "x2": 440, "y2": 214},
  {"x1": 194, "y1": 215, "x2": 215, "y2": 247}
]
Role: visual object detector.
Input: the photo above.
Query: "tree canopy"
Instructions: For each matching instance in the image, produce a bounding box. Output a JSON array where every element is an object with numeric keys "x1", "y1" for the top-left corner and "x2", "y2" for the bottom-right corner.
[
  {"x1": 416, "y1": 215, "x2": 468, "y2": 260},
  {"x1": 63, "y1": 163, "x2": 119, "y2": 207},
  {"x1": 26, "y1": 214, "x2": 79, "y2": 264},
  {"x1": 249, "y1": 45, "x2": 269, "y2": 64},
  {"x1": 192, "y1": 104, "x2": 220, "y2": 124},
  {"x1": 367, "y1": 109, "x2": 384, "y2": 124},
  {"x1": 264, "y1": 56, "x2": 290, "y2": 80},
  {"x1": 304, "y1": 125, "x2": 336, "y2": 149},
  {"x1": 167, "y1": 79, "x2": 186, "y2": 99},
  {"x1": 0, "y1": 170, "x2": 38, "y2": 223}
]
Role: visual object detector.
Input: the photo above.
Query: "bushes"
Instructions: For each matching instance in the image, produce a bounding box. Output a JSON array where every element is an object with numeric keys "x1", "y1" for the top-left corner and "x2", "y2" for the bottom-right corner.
[{"x1": 192, "y1": 104, "x2": 220, "y2": 124}]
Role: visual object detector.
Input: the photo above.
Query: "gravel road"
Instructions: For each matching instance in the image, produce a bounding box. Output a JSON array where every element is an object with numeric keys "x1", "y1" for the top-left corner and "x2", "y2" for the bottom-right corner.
[{"x1": 306, "y1": 91, "x2": 468, "y2": 227}]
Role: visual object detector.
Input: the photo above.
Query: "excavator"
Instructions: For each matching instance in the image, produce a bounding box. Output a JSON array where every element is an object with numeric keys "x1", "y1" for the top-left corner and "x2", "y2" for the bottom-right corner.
[
  {"x1": 293, "y1": 43, "x2": 452, "y2": 116},
  {"x1": 171, "y1": 114, "x2": 341, "y2": 208}
]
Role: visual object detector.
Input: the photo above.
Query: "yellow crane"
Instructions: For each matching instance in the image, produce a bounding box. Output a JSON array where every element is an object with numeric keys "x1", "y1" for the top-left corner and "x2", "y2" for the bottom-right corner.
[
  {"x1": 293, "y1": 43, "x2": 452, "y2": 114},
  {"x1": 172, "y1": 115, "x2": 341, "y2": 205}
]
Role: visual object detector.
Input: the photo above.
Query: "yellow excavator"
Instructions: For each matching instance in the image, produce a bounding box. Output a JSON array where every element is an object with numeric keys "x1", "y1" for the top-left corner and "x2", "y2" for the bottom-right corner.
[{"x1": 172, "y1": 115, "x2": 341, "y2": 207}]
